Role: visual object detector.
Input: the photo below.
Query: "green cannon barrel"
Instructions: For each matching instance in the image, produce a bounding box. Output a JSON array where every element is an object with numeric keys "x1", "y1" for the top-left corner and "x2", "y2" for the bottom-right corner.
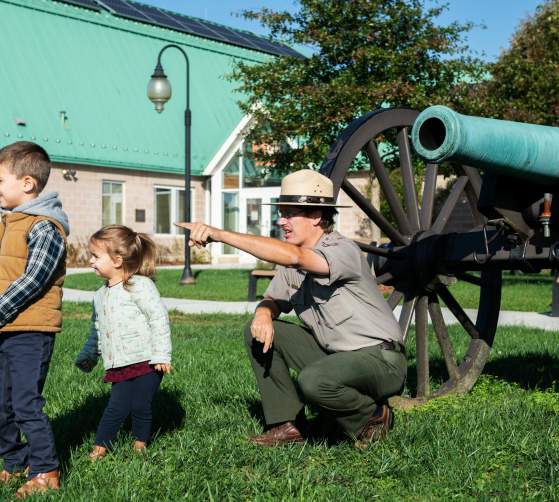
[{"x1": 411, "y1": 105, "x2": 559, "y2": 183}]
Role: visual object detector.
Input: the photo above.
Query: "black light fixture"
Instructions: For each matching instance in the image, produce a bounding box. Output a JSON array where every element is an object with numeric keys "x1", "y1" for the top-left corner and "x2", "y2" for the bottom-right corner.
[{"x1": 147, "y1": 44, "x2": 195, "y2": 285}]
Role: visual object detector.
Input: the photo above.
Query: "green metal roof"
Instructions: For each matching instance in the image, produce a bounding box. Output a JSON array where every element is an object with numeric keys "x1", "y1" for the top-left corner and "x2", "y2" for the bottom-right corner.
[{"x1": 0, "y1": 0, "x2": 272, "y2": 175}]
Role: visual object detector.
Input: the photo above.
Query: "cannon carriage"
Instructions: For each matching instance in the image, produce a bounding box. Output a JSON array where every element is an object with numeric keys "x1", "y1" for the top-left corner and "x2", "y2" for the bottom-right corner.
[{"x1": 319, "y1": 106, "x2": 559, "y2": 405}]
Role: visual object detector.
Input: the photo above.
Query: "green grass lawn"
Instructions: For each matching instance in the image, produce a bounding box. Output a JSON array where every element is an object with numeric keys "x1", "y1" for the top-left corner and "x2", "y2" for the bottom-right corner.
[
  {"x1": 64, "y1": 268, "x2": 272, "y2": 302},
  {"x1": 2, "y1": 302, "x2": 558, "y2": 500},
  {"x1": 65, "y1": 269, "x2": 555, "y2": 312}
]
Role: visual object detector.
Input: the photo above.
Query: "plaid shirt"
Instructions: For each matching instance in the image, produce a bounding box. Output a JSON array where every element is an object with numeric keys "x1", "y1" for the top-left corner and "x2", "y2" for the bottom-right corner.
[{"x1": 0, "y1": 219, "x2": 65, "y2": 327}]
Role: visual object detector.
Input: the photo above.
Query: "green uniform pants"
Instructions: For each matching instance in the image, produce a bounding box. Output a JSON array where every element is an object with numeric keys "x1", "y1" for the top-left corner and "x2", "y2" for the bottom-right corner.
[{"x1": 244, "y1": 320, "x2": 407, "y2": 436}]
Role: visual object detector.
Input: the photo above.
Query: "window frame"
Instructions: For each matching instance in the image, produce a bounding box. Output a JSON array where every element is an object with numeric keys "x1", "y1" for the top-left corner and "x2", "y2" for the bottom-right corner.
[
  {"x1": 101, "y1": 179, "x2": 124, "y2": 226},
  {"x1": 153, "y1": 184, "x2": 195, "y2": 236}
]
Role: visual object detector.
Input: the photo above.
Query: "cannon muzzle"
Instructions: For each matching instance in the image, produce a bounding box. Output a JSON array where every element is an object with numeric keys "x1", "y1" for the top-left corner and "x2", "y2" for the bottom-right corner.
[{"x1": 411, "y1": 105, "x2": 559, "y2": 184}]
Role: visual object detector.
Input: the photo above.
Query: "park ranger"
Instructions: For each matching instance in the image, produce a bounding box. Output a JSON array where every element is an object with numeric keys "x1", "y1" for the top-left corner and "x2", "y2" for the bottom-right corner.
[{"x1": 177, "y1": 169, "x2": 406, "y2": 447}]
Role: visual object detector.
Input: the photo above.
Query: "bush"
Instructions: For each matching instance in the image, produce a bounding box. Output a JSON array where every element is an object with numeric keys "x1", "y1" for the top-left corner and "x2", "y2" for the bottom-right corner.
[{"x1": 66, "y1": 238, "x2": 211, "y2": 268}]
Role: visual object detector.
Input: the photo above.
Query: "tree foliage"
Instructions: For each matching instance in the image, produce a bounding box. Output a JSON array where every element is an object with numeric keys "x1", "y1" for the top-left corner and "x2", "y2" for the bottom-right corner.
[
  {"x1": 230, "y1": 0, "x2": 486, "y2": 172},
  {"x1": 474, "y1": 0, "x2": 559, "y2": 125}
]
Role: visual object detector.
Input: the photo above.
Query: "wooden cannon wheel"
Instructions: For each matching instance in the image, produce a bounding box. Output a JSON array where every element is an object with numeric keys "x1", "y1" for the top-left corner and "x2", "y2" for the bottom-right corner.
[{"x1": 319, "y1": 107, "x2": 502, "y2": 407}]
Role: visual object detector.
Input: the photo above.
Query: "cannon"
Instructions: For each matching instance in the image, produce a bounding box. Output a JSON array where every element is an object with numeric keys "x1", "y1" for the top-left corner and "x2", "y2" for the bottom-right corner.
[{"x1": 319, "y1": 106, "x2": 559, "y2": 405}]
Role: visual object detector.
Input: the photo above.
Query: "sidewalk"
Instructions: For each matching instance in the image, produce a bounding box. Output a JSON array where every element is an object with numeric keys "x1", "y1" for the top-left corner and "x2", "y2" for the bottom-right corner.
[{"x1": 62, "y1": 288, "x2": 559, "y2": 331}]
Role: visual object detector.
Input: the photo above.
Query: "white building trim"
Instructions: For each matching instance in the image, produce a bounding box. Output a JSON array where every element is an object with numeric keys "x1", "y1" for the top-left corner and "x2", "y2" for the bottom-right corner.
[{"x1": 203, "y1": 114, "x2": 255, "y2": 176}]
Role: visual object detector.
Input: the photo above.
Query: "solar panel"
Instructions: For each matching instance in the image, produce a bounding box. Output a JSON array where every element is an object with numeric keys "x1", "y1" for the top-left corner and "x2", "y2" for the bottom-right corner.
[
  {"x1": 131, "y1": 3, "x2": 189, "y2": 32},
  {"x1": 97, "y1": 0, "x2": 152, "y2": 22},
  {"x1": 97, "y1": 0, "x2": 302, "y2": 58},
  {"x1": 54, "y1": 0, "x2": 101, "y2": 11},
  {"x1": 170, "y1": 16, "x2": 232, "y2": 44}
]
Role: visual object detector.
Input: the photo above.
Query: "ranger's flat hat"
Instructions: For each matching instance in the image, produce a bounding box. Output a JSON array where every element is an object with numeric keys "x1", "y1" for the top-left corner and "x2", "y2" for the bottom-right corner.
[{"x1": 262, "y1": 169, "x2": 351, "y2": 207}]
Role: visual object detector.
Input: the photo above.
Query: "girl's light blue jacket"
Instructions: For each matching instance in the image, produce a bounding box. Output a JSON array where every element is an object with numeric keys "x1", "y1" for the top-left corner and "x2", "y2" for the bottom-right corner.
[{"x1": 76, "y1": 275, "x2": 171, "y2": 370}]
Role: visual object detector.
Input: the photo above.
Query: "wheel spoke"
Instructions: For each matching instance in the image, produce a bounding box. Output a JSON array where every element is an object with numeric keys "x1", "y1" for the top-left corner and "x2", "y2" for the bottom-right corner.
[
  {"x1": 397, "y1": 127, "x2": 420, "y2": 232},
  {"x1": 437, "y1": 286, "x2": 480, "y2": 339},
  {"x1": 399, "y1": 295, "x2": 417, "y2": 342},
  {"x1": 455, "y1": 272, "x2": 483, "y2": 287},
  {"x1": 365, "y1": 141, "x2": 412, "y2": 236},
  {"x1": 415, "y1": 296, "x2": 430, "y2": 397},
  {"x1": 388, "y1": 289, "x2": 403, "y2": 310},
  {"x1": 420, "y1": 163, "x2": 438, "y2": 230},
  {"x1": 462, "y1": 165, "x2": 482, "y2": 198},
  {"x1": 430, "y1": 176, "x2": 468, "y2": 234},
  {"x1": 428, "y1": 294, "x2": 460, "y2": 381},
  {"x1": 341, "y1": 179, "x2": 408, "y2": 245},
  {"x1": 464, "y1": 182, "x2": 485, "y2": 227},
  {"x1": 356, "y1": 241, "x2": 405, "y2": 259}
]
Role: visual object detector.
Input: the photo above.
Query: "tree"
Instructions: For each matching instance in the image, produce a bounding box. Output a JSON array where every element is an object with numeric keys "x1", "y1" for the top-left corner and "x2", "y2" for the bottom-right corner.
[
  {"x1": 476, "y1": 0, "x2": 559, "y2": 125},
  {"x1": 230, "y1": 0, "x2": 486, "y2": 172}
]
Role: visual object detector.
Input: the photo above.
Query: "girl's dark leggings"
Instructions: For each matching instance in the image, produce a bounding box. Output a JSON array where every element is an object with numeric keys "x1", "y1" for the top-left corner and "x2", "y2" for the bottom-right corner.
[{"x1": 95, "y1": 372, "x2": 162, "y2": 447}]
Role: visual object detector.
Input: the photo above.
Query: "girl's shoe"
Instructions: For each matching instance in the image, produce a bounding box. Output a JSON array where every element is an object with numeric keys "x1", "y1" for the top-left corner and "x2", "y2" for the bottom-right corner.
[
  {"x1": 133, "y1": 440, "x2": 147, "y2": 453},
  {"x1": 89, "y1": 445, "x2": 107, "y2": 461}
]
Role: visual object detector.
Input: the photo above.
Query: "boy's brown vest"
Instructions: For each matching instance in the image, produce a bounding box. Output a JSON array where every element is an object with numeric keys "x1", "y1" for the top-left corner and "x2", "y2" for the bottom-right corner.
[{"x1": 0, "y1": 212, "x2": 66, "y2": 333}]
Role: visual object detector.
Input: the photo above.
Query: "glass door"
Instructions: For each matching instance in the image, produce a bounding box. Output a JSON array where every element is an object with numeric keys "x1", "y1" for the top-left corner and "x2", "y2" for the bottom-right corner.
[{"x1": 246, "y1": 198, "x2": 262, "y2": 235}]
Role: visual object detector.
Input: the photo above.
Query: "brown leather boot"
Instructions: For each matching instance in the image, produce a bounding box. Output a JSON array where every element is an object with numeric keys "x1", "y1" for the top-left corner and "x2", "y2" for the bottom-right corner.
[
  {"x1": 15, "y1": 470, "x2": 60, "y2": 499},
  {"x1": 354, "y1": 404, "x2": 394, "y2": 449},
  {"x1": 249, "y1": 421, "x2": 305, "y2": 447}
]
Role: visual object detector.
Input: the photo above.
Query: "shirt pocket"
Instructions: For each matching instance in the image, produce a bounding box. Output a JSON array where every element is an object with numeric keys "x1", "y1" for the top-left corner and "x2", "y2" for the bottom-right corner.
[{"x1": 314, "y1": 288, "x2": 353, "y2": 328}]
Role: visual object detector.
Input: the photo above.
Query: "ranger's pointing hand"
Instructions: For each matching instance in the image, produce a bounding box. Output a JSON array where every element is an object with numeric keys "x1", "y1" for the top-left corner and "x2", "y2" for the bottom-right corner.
[{"x1": 174, "y1": 222, "x2": 218, "y2": 247}]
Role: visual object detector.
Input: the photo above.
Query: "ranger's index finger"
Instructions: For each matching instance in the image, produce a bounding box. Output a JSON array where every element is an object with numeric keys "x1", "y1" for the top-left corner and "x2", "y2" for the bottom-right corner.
[{"x1": 174, "y1": 222, "x2": 193, "y2": 229}]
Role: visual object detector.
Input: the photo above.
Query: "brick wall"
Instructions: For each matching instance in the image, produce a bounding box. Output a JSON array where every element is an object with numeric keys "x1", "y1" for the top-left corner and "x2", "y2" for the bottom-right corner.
[{"x1": 46, "y1": 162, "x2": 206, "y2": 261}]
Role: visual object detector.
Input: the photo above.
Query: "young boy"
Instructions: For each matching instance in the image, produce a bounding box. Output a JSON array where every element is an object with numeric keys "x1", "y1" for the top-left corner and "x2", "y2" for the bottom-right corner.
[{"x1": 0, "y1": 142, "x2": 69, "y2": 498}]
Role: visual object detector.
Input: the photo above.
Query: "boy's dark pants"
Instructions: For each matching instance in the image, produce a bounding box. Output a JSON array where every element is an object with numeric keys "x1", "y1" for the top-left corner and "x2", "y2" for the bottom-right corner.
[
  {"x1": 0, "y1": 332, "x2": 59, "y2": 477},
  {"x1": 245, "y1": 320, "x2": 407, "y2": 437}
]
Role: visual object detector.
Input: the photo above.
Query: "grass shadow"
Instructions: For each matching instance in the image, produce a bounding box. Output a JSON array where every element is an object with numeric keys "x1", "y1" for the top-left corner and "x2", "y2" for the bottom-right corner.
[
  {"x1": 484, "y1": 353, "x2": 559, "y2": 390},
  {"x1": 246, "y1": 398, "x2": 266, "y2": 428},
  {"x1": 52, "y1": 388, "x2": 186, "y2": 464},
  {"x1": 405, "y1": 352, "x2": 559, "y2": 395},
  {"x1": 52, "y1": 392, "x2": 108, "y2": 464},
  {"x1": 152, "y1": 388, "x2": 187, "y2": 436}
]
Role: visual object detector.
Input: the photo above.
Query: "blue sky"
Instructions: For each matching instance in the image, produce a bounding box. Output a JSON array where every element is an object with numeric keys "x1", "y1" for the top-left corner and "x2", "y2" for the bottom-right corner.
[{"x1": 142, "y1": 0, "x2": 543, "y2": 61}]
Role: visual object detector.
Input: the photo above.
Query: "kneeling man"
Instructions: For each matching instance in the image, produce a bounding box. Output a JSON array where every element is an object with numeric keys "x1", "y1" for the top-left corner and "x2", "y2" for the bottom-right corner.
[{"x1": 177, "y1": 169, "x2": 406, "y2": 447}]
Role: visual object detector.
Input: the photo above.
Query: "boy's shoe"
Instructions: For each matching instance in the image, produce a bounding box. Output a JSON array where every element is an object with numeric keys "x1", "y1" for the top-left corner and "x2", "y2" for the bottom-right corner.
[
  {"x1": 89, "y1": 445, "x2": 107, "y2": 462},
  {"x1": 15, "y1": 470, "x2": 60, "y2": 499},
  {"x1": 0, "y1": 467, "x2": 27, "y2": 484},
  {"x1": 354, "y1": 404, "x2": 394, "y2": 449},
  {"x1": 133, "y1": 441, "x2": 147, "y2": 453}
]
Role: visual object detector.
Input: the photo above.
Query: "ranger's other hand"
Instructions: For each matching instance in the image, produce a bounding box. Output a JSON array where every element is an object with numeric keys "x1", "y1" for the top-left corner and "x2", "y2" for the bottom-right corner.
[{"x1": 251, "y1": 310, "x2": 275, "y2": 353}]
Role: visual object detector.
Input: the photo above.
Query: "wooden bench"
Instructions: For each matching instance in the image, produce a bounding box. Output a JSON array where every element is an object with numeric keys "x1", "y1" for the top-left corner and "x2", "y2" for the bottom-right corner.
[{"x1": 247, "y1": 269, "x2": 277, "y2": 301}]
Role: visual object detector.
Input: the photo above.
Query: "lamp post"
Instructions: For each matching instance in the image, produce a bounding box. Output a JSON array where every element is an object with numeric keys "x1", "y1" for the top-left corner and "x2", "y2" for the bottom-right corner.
[{"x1": 147, "y1": 44, "x2": 195, "y2": 285}]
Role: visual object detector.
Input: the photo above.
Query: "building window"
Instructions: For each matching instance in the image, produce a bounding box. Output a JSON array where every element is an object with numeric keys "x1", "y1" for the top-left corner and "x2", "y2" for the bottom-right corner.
[
  {"x1": 242, "y1": 142, "x2": 282, "y2": 188},
  {"x1": 102, "y1": 181, "x2": 123, "y2": 226},
  {"x1": 154, "y1": 186, "x2": 192, "y2": 235},
  {"x1": 222, "y1": 192, "x2": 239, "y2": 254},
  {"x1": 222, "y1": 153, "x2": 240, "y2": 189}
]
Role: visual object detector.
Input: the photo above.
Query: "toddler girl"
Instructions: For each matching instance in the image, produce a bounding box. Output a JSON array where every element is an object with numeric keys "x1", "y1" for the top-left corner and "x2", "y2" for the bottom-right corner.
[{"x1": 76, "y1": 225, "x2": 172, "y2": 459}]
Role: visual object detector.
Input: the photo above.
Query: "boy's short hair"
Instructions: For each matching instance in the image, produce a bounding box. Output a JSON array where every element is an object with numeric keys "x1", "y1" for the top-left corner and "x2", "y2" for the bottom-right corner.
[{"x1": 0, "y1": 141, "x2": 51, "y2": 192}]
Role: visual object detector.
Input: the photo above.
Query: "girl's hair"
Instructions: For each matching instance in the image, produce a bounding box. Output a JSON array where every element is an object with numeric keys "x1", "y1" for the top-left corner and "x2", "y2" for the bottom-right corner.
[{"x1": 90, "y1": 225, "x2": 157, "y2": 287}]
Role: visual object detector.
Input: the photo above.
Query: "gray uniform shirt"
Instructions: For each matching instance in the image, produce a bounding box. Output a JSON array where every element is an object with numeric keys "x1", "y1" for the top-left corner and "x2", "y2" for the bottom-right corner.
[{"x1": 264, "y1": 231, "x2": 402, "y2": 352}]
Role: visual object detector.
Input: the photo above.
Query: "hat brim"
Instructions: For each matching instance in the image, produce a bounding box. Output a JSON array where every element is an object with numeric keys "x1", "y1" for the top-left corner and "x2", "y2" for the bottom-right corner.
[{"x1": 260, "y1": 201, "x2": 352, "y2": 208}]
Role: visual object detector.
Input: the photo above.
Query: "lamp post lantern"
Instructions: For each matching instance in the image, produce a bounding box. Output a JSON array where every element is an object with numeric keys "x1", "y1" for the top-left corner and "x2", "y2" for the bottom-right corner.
[{"x1": 147, "y1": 44, "x2": 195, "y2": 285}]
